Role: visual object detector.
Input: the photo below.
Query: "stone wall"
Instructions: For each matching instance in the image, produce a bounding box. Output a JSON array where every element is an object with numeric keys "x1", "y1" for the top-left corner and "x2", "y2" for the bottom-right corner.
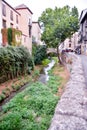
[{"x1": 48, "y1": 54, "x2": 87, "y2": 130}]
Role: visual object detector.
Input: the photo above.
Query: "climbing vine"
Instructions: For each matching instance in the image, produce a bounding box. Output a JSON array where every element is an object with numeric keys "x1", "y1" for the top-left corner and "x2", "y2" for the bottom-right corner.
[
  {"x1": 1, "y1": 28, "x2": 22, "y2": 46},
  {"x1": 7, "y1": 28, "x2": 12, "y2": 45}
]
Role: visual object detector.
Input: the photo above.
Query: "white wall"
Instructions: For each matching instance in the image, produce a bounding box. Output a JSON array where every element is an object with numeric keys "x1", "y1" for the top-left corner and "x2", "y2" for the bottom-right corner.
[{"x1": 0, "y1": 0, "x2": 2, "y2": 46}]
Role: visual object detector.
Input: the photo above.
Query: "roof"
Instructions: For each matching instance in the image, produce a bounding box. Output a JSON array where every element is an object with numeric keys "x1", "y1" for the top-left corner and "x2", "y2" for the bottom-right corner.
[
  {"x1": 80, "y1": 9, "x2": 87, "y2": 23},
  {"x1": 15, "y1": 4, "x2": 33, "y2": 14},
  {"x1": 32, "y1": 22, "x2": 41, "y2": 28}
]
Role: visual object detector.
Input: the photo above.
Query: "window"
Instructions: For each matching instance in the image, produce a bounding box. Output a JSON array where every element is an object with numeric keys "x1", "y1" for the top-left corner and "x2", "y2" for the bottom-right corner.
[
  {"x1": 16, "y1": 15, "x2": 18, "y2": 24},
  {"x1": 10, "y1": 23, "x2": 13, "y2": 28},
  {"x1": 29, "y1": 18, "x2": 32, "y2": 26},
  {"x1": 10, "y1": 10, "x2": 13, "y2": 21},
  {"x1": 85, "y1": 20, "x2": 87, "y2": 29},
  {"x1": 2, "y1": 4, "x2": 6, "y2": 16},
  {"x1": 69, "y1": 43, "x2": 71, "y2": 47},
  {"x1": 2, "y1": 19, "x2": 6, "y2": 28},
  {"x1": 29, "y1": 26, "x2": 32, "y2": 37}
]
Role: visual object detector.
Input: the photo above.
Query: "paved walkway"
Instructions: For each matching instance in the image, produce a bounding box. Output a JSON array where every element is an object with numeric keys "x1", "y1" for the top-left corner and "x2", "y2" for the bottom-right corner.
[
  {"x1": 80, "y1": 55, "x2": 87, "y2": 86},
  {"x1": 48, "y1": 54, "x2": 87, "y2": 130}
]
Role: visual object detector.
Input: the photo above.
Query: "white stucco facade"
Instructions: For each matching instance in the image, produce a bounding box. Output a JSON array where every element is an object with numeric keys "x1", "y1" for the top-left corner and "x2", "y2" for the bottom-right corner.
[
  {"x1": 32, "y1": 22, "x2": 42, "y2": 45},
  {"x1": 0, "y1": 0, "x2": 2, "y2": 46}
]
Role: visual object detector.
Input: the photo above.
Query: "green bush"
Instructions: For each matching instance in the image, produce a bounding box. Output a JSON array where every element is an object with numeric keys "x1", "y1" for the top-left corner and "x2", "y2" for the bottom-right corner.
[
  {"x1": 0, "y1": 46, "x2": 34, "y2": 83},
  {"x1": 32, "y1": 44, "x2": 37, "y2": 57},
  {"x1": 34, "y1": 45, "x2": 47, "y2": 65},
  {"x1": 42, "y1": 59, "x2": 50, "y2": 66},
  {"x1": 0, "y1": 61, "x2": 62, "y2": 130},
  {"x1": 0, "y1": 112, "x2": 22, "y2": 130},
  {"x1": 0, "y1": 93, "x2": 6, "y2": 102},
  {"x1": 1, "y1": 82, "x2": 58, "y2": 130},
  {"x1": 52, "y1": 57, "x2": 58, "y2": 64}
]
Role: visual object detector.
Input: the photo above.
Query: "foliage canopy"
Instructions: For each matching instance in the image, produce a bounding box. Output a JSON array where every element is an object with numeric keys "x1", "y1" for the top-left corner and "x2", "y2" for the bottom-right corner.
[
  {"x1": 33, "y1": 45, "x2": 47, "y2": 65},
  {"x1": 38, "y1": 6, "x2": 79, "y2": 48}
]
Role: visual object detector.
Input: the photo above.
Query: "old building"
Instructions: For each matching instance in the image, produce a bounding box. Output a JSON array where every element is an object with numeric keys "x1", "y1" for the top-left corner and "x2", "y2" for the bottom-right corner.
[
  {"x1": 15, "y1": 4, "x2": 33, "y2": 53},
  {"x1": 32, "y1": 22, "x2": 42, "y2": 45},
  {"x1": 79, "y1": 9, "x2": 87, "y2": 54},
  {"x1": 62, "y1": 32, "x2": 79, "y2": 52},
  {"x1": 0, "y1": 0, "x2": 33, "y2": 54}
]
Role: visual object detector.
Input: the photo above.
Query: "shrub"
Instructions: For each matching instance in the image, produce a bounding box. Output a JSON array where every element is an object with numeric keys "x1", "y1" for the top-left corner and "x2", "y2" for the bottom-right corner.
[
  {"x1": 34, "y1": 45, "x2": 47, "y2": 65},
  {"x1": 32, "y1": 70, "x2": 40, "y2": 79},
  {"x1": 0, "y1": 93, "x2": 6, "y2": 102},
  {"x1": 32, "y1": 44, "x2": 37, "y2": 56},
  {"x1": 0, "y1": 46, "x2": 34, "y2": 83},
  {"x1": 42, "y1": 59, "x2": 50, "y2": 66},
  {"x1": 0, "y1": 112, "x2": 22, "y2": 130}
]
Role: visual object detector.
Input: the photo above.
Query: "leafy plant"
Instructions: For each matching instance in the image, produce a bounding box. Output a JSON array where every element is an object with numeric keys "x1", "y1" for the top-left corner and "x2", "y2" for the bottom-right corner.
[
  {"x1": 32, "y1": 70, "x2": 40, "y2": 80},
  {"x1": 0, "y1": 93, "x2": 6, "y2": 102},
  {"x1": 0, "y1": 46, "x2": 34, "y2": 83},
  {"x1": 0, "y1": 58, "x2": 62, "y2": 130},
  {"x1": 7, "y1": 28, "x2": 12, "y2": 45},
  {"x1": 0, "y1": 112, "x2": 22, "y2": 130},
  {"x1": 39, "y1": 6, "x2": 79, "y2": 48},
  {"x1": 34, "y1": 45, "x2": 47, "y2": 65},
  {"x1": 11, "y1": 84, "x2": 15, "y2": 89},
  {"x1": 42, "y1": 59, "x2": 50, "y2": 66}
]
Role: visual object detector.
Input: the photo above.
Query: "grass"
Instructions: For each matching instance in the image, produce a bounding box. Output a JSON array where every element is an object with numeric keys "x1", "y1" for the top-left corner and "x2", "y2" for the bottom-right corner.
[{"x1": 0, "y1": 57, "x2": 65, "y2": 130}]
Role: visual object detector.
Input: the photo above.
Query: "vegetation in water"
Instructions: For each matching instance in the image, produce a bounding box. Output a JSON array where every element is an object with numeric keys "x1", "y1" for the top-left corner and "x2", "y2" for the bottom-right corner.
[{"x1": 0, "y1": 60, "x2": 62, "y2": 130}]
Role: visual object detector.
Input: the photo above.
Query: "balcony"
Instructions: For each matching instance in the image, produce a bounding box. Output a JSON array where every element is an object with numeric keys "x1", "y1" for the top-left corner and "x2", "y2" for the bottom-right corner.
[{"x1": 28, "y1": 19, "x2": 32, "y2": 26}]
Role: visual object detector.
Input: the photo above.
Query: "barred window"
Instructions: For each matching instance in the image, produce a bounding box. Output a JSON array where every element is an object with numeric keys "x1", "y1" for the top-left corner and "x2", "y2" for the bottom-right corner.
[
  {"x1": 2, "y1": 19, "x2": 6, "y2": 28},
  {"x1": 2, "y1": 4, "x2": 6, "y2": 16},
  {"x1": 10, "y1": 10, "x2": 13, "y2": 21},
  {"x1": 10, "y1": 23, "x2": 13, "y2": 28}
]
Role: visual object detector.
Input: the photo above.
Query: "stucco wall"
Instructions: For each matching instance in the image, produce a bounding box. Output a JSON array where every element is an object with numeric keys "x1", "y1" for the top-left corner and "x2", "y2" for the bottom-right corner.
[
  {"x1": 2, "y1": 1, "x2": 21, "y2": 29},
  {"x1": 32, "y1": 22, "x2": 41, "y2": 45},
  {"x1": 16, "y1": 9, "x2": 32, "y2": 53},
  {"x1": 63, "y1": 32, "x2": 79, "y2": 51}
]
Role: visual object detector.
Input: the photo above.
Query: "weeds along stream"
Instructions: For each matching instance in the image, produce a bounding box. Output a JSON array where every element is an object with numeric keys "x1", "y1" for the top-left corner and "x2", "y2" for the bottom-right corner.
[{"x1": 0, "y1": 57, "x2": 65, "y2": 130}]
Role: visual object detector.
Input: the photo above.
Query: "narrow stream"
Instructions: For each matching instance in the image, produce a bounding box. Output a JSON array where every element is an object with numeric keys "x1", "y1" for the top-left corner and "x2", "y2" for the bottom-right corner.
[
  {"x1": 0, "y1": 60, "x2": 55, "y2": 111},
  {"x1": 38, "y1": 60, "x2": 55, "y2": 84}
]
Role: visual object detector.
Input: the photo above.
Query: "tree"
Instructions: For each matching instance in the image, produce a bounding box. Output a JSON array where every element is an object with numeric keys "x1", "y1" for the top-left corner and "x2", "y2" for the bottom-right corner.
[
  {"x1": 38, "y1": 5, "x2": 79, "y2": 48},
  {"x1": 38, "y1": 6, "x2": 79, "y2": 64}
]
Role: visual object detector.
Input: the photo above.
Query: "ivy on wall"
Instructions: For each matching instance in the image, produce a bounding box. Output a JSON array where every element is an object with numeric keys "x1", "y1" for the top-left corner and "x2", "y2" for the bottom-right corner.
[
  {"x1": 12, "y1": 28, "x2": 22, "y2": 46},
  {"x1": 8, "y1": 28, "x2": 12, "y2": 45},
  {"x1": 1, "y1": 28, "x2": 22, "y2": 46},
  {"x1": 1, "y1": 29, "x2": 8, "y2": 46}
]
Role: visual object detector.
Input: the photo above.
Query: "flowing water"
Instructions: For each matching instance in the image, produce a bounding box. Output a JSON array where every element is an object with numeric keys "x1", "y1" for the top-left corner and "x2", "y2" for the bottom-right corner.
[
  {"x1": 38, "y1": 60, "x2": 55, "y2": 84},
  {"x1": 0, "y1": 60, "x2": 55, "y2": 111}
]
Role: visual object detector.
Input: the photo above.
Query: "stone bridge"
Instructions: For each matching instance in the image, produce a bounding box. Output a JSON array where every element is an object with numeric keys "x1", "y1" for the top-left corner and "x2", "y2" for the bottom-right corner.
[{"x1": 47, "y1": 48, "x2": 57, "y2": 54}]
